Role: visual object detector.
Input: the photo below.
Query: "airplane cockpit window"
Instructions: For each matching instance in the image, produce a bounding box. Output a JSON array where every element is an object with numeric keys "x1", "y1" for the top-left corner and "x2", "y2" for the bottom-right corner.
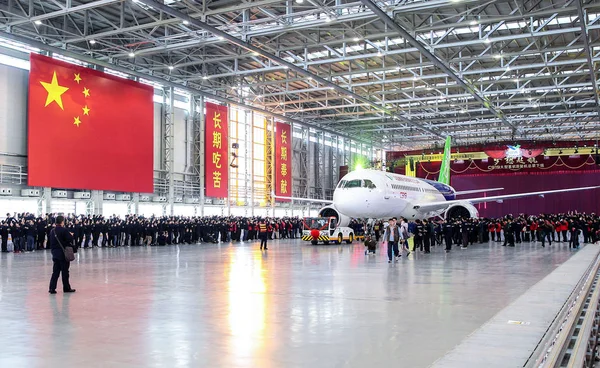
[
  {"x1": 363, "y1": 179, "x2": 376, "y2": 189},
  {"x1": 344, "y1": 179, "x2": 362, "y2": 188},
  {"x1": 337, "y1": 180, "x2": 347, "y2": 188}
]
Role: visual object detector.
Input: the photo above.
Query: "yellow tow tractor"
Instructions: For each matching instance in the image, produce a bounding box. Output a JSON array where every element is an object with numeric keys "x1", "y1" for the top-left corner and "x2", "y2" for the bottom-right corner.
[{"x1": 301, "y1": 216, "x2": 355, "y2": 245}]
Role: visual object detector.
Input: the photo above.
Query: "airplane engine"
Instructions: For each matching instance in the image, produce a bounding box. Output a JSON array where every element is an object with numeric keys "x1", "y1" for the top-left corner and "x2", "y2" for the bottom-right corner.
[
  {"x1": 445, "y1": 202, "x2": 479, "y2": 220},
  {"x1": 318, "y1": 204, "x2": 351, "y2": 227}
]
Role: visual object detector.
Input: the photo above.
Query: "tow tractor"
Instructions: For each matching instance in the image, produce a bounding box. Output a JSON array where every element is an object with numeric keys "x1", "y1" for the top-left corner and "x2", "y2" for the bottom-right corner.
[{"x1": 301, "y1": 216, "x2": 355, "y2": 245}]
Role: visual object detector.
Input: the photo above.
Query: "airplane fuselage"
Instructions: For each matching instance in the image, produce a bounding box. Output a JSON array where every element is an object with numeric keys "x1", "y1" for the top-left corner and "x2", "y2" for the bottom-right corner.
[{"x1": 332, "y1": 169, "x2": 455, "y2": 219}]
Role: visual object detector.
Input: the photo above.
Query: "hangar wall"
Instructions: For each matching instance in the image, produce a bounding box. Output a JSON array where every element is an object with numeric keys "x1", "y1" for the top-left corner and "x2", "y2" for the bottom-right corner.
[{"x1": 0, "y1": 57, "x2": 372, "y2": 218}]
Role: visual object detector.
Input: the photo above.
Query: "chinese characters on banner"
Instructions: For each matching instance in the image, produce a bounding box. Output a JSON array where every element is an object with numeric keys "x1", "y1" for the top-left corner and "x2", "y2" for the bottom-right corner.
[
  {"x1": 205, "y1": 102, "x2": 229, "y2": 197},
  {"x1": 275, "y1": 122, "x2": 292, "y2": 201},
  {"x1": 488, "y1": 156, "x2": 543, "y2": 170}
]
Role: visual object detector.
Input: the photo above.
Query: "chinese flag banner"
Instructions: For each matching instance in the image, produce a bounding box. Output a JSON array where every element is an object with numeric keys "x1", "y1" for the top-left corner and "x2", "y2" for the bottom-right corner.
[
  {"x1": 275, "y1": 122, "x2": 291, "y2": 201},
  {"x1": 205, "y1": 102, "x2": 229, "y2": 198},
  {"x1": 28, "y1": 54, "x2": 154, "y2": 193}
]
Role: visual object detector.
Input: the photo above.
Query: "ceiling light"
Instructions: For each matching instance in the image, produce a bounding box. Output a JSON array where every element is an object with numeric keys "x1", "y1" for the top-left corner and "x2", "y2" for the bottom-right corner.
[
  {"x1": 413, "y1": 76, "x2": 420, "y2": 81},
  {"x1": 257, "y1": 95, "x2": 262, "y2": 98},
  {"x1": 128, "y1": 52, "x2": 135, "y2": 58},
  {"x1": 252, "y1": 52, "x2": 260, "y2": 56},
  {"x1": 296, "y1": 0, "x2": 304, "y2": 3},
  {"x1": 426, "y1": 87, "x2": 433, "y2": 90},
  {"x1": 353, "y1": 37, "x2": 360, "y2": 42},
  {"x1": 505, "y1": 66, "x2": 511, "y2": 71},
  {"x1": 396, "y1": 66, "x2": 401, "y2": 71},
  {"x1": 513, "y1": 78, "x2": 519, "y2": 82},
  {"x1": 377, "y1": 51, "x2": 383, "y2": 57},
  {"x1": 494, "y1": 54, "x2": 501, "y2": 59},
  {"x1": 460, "y1": 109, "x2": 467, "y2": 113},
  {"x1": 34, "y1": 20, "x2": 42, "y2": 25},
  {"x1": 183, "y1": 20, "x2": 190, "y2": 25},
  {"x1": 483, "y1": 38, "x2": 491, "y2": 44},
  {"x1": 325, "y1": 16, "x2": 332, "y2": 23},
  {"x1": 202, "y1": 76, "x2": 209, "y2": 80},
  {"x1": 168, "y1": 65, "x2": 174, "y2": 70},
  {"x1": 89, "y1": 39, "x2": 97, "y2": 45},
  {"x1": 470, "y1": 20, "x2": 478, "y2": 25},
  {"x1": 528, "y1": 97, "x2": 533, "y2": 101}
]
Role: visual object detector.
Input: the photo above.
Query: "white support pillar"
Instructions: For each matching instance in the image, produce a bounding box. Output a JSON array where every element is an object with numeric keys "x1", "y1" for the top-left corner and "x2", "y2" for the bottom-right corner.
[{"x1": 92, "y1": 190, "x2": 103, "y2": 215}]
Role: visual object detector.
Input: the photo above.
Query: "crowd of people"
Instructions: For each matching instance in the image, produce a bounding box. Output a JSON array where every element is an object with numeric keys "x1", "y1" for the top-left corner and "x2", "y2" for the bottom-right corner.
[
  {"x1": 370, "y1": 212, "x2": 600, "y2": 262},
  {"x1": 0, "y1": 213, "x2": 305, "y2": 252},
  {"x1": 0, "y1": 212, "x2": 598, "y2": 258}
]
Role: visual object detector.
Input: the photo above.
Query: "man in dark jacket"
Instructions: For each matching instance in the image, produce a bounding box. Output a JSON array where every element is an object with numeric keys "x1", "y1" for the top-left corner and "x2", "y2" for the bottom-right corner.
[
  {"x1": 48, "y1": 215, "x2": 77, "y2": 294},
  {"x1": 0, "y1": 220, "x2": 8, "y2": 252}
]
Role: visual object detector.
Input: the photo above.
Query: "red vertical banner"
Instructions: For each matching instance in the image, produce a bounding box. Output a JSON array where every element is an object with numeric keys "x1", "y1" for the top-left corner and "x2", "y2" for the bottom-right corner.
[
  {"x1": 275, "y1": 122, "x2": 292, "y2": 201},
  {"x1": 205, "y1": 102, "x2": 229, "y2": 198}
]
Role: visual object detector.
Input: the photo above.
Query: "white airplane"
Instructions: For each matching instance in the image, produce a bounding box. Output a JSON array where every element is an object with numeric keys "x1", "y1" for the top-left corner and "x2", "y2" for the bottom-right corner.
[{"x1": 276, "y1": 137, "x2": 600, "y2": 226}]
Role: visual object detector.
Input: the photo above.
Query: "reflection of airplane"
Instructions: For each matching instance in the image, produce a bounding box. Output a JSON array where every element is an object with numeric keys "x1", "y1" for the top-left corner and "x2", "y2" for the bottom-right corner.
[{"x1": 276, "y1": 137, "x2": 600, "y2": 226}]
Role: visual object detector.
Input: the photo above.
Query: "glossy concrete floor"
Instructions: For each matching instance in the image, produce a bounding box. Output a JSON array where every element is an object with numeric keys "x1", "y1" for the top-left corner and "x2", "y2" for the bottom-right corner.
[{"x1": 0, "y1": 239, "x2": 577, "y2": 368}]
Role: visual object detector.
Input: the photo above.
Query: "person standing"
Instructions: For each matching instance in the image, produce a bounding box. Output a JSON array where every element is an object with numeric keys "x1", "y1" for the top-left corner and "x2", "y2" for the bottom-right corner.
[
  {"x1": 443, "y1": 220, "x2": 453, "y2": 253},
  {"x1": 503, "y1": 219, "x2": 515, "y2": 247},
  {"x1": 461, "y1": 219, "x2": 469, "y2": 249},
  {"x1": 414, "y1": 219, "x2": 424, "y2": 251},
  {"x1": 259, "y1": 219, "x2": 268, "y2": 250},
  {"x1": 48, "y1": 215, "x2": 77, "y2": 294},
  {"x1": 382, "y1": 218, "x2": 401, "y2": 263},
  {"x1": 0, "y1": 220, "x2": 8, "y2": 252},
  {"x1": 422, "y1": 219, "x2": 431, "y2": 253}
]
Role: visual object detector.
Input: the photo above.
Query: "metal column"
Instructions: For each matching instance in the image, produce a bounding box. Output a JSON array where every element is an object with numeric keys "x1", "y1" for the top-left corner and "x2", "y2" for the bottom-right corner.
[
  {"x1": 192, "y1": 95, "x2": 204, "y2": 216},
  {"x1": 163, "y1": 87, "x2": 175, "y2": 216}
]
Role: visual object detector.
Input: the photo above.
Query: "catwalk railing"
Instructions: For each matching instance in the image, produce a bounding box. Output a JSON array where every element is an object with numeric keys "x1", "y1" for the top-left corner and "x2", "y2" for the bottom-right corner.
[{"x1": 526, "y1": 248, "x2": 600, "y2": 367}]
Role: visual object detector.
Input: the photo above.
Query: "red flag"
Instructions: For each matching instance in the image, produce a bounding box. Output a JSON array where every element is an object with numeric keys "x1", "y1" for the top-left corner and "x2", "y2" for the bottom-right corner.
[
  {"x1": 275, "y1": 122, "x2": 292, "y2": 201},
  {"x1": 205, "y1": 102, "x2": 229, "y2": 198},
  {"x1": 27, "y1": 54, "x2": 153, "y2": 193}
]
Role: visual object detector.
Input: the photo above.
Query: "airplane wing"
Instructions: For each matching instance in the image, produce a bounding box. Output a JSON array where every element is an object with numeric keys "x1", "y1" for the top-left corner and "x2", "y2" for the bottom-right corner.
[
  {"x1": 271, "y1": 194, "x2": 333, "y2": 204},
  {"x1": 454, "y1": 188, "x2": 504, "y2": 196},
  {"x1": 413, "y1": 185, "x2": 600, "y2": 212}
]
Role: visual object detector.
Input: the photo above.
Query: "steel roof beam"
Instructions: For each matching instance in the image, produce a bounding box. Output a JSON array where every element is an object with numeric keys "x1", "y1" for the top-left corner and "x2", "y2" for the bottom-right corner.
[
  {"x1": 576, "y1": 0, "x2": 600, "y2": 119},
  {"x1": 133, "y1": 0, "x2": 445, "y2": 140}
]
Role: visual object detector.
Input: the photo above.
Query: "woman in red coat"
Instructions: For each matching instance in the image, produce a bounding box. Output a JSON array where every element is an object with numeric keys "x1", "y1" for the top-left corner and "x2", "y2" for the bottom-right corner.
[
  {"x1": 488, "y1": 222, "x2": 496, "y2": 241},
  {"x1": 495, "y1": 222, "x2": 502, "y2": 242},
  {"x1": 530, "y1": 221, "x2": 538, "y2": 242}
]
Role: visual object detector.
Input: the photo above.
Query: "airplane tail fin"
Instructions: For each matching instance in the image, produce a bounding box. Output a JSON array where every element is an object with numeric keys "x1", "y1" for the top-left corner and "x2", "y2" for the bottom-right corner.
[{"x1": 438, "y1": 136, "x2": 451, "y2": 185}]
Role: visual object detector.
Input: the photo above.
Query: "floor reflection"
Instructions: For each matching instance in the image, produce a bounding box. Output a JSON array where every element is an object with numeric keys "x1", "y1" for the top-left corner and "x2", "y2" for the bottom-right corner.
[
  {"x1": 227, "y1": 248, "x2": 268, "y2": 366},
  {"x1": 0, "y1": 241, "x2": 577, "y2": 368}
]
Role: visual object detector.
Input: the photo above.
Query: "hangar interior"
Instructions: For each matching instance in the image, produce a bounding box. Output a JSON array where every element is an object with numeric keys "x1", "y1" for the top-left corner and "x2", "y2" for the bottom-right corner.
[
  {"x1": 1, "y1": 1, "x2": 600, "y2": 368},
  {"x1": 0, "y1": 0, "x2": 598, "y2": 217}
]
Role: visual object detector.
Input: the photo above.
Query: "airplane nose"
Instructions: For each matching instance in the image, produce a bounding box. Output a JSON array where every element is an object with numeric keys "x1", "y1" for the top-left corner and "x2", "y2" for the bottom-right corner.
[
  {"x1": 333, "y1": 191, "x2": 351, "y2": 214},
  {"x1": 334, "y1": 190, "x2": 367, "y2": 217}
]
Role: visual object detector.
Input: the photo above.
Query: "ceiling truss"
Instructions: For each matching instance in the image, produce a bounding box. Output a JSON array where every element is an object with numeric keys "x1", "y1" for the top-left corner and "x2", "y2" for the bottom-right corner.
[{"x1": 0, "y1": 0, "x2": 598, "y2": 149}]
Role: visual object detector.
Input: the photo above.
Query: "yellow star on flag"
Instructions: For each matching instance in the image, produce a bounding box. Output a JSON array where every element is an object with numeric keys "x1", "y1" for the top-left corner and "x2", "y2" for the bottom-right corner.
[
  {"x1": 74, "y1": 73, "x2": 82, "y2": 84},
  {"x1": 82, "y1": 87, "x2": 90, "y2": 97},
  {"x1": 82, "y1": 105, "x2": 90, "y2": 115},
  {"x1": 73, "y1": 116, "x2": 81, "y2": 127},
  {"x1": 40, "y1": 71, "x2": 69, "y2": 110}
]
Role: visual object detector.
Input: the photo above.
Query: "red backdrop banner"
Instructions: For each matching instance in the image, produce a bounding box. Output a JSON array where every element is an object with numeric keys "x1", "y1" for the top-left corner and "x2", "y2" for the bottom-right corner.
[
  {"x1": 27, "y1": 54, "x2": 154, "y2": 192},
  {"x1": 205, "y1": 102, "x2": 229, "y2": 198},
  {"x1": 275, "y1": 122, "x2": 291, "y2": 201}
]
